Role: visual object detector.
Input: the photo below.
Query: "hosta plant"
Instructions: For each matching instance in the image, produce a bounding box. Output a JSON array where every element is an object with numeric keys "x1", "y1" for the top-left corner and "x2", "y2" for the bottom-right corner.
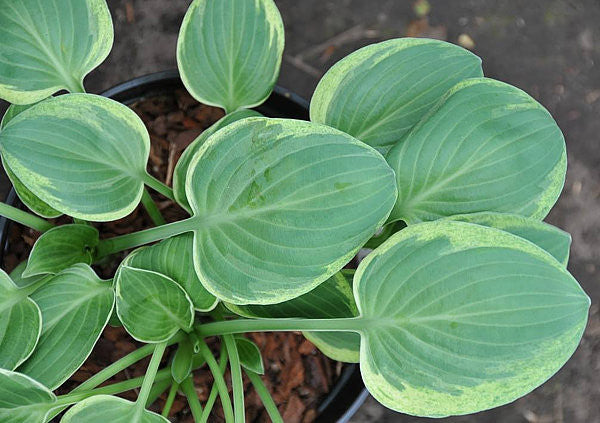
[{"x1": 0, "y1": 0, "x2": 590, "y2": 421}]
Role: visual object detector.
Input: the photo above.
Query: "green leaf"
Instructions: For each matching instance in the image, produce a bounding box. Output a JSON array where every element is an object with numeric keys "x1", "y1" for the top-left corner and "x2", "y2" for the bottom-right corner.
[
  {"x1": 310, "y1": 38, "x2": 483, "y2": 152},
  {"x1": 354, "y1": 220, "x2": 589, "y2": 417},
  {"x1": 0, "y1": 369, "x2": 56, "y2": 423},
  {"x1": 18, "y1": 264, "x2": 114, "y2": 389},
  {"x1": 125, "y1": 233, "x2": 217, "y2": 312},
  {"x1": 0, "y1": 271, "x2": 41, "y2": 370},
  {"x1": 115, "y1": 266, "x2": 194, "y2": 343},
  {"x1": 171, "y1": 338, "x2": 194, "y2": 384},
  {"x1": 177, "y1": 0, "x2": 284, "y2": 113},
  {"x1": 1, "y1": 101, "x2": 62, "y2": 218},
  {"x1": 174, "y1": 109, "x2": 262, "y2": 212},
  {"x1": 448, "y1": 212, "x2": 571, "y2": 266},
  {"x1": 61, "y1": 395, "x2": 168, "y2": 423},
  {"x1": 0, "y1": 94, "x2": 151, "y2": 221},
  {"x1": 0, "y1": 0, "x2": 113, "y2": 104},
  {"x1": 186, "y1": 117, "x2": 397, "y2": 304},
  {"x1": 235, "y1": 337, "x2": 264, "y2": 374},
  {"x1": 386, "y1": 78, "x2": 567, "y2": 224},
  {"x1": 227, "y1": 272, "x2": 360, "y2": 363},
  {"x1": 23, "y1": 224, "x2": 99, "y2": 277},
  {"x1": 9, "y1": 262, "x2": 53, "y2": 289}
]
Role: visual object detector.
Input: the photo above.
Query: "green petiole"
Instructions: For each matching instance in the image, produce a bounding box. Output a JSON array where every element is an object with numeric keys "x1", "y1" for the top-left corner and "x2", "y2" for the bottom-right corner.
[
  {"x1": 245, "y1": 370, "x2": 283, "y2": 423},
  {"x1": 181, "y1": 376, "x2": 203, "y2": 422},
  {"x1": 161, "y1": 382, "x2": 179, "y2": 417},
  {"x1": 200, "y1": 343, "x2": 228, "y2": 423},
  {"x1": 0, "y1": 202, "x2": 54, "y2": 232},
  {"x1": 133, "y1": 341, "x2": 168, "y2": 418},
  {"x1": 223, "y1": 334, "x2": 245, "y2": 423},
  {"x1": 196, "y1": 317, "x2": 364, "y2": 337},
  {"x1": 198, "y1": 338, "x2": 234, "y2": 423},
  {"x1": 143, "y1": 173, "x2": 176, "y2": 201},
  {"x1": 141, "y1": 188, "x2": 166, "y2": 226}
]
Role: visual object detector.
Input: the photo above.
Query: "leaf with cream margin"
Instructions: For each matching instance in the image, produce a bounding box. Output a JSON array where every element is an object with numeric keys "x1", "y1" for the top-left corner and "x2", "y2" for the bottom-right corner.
[
  {"x1": 386, "y1": 78, "x2": 567, "y2": 224},
  {"x1": 0, "y1": 94, "x2": 151, "y2": 221},
  {"x1": 60, "y1": 395, "x2": 168, "y2": 423},
  {"x1": 0, "y1": 0, "x2": 113, "y2": 104},
  {"x1": 0, "y1": 369, "x2": 56, "y2": 423},
  {"x1": 353, "y1": 220, "x2": 589, "y2": 416}
]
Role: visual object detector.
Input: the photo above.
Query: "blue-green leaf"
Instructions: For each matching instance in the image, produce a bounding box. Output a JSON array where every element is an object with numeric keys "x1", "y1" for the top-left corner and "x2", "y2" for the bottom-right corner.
[
  {"x1": 354, "y1": 220, "x2": 589, "y2": 416},
  {"x1": 61, "y1": 395, "x2": 168, "y2": 423},
  {"x1": 23, "y1": 224, "x2": 99, "y2": 277},
  {"x1": 0, "y1": 0, "x2": 113, "y2": 104},
  {"x1": 235, "y1": 337, "x2": 264, "y2": 374},
  {"x1": 310, "y1": 38, "x2": 483, "y2": 152},
  {"x1": 177, "y1": 0, "x2": 284, "y2": 112},
  {"x1": 386, "y1": 78, "x2": 567, "y2": 224},
  {"x1": 185, "y1": 117, "x2": 397, "y2": 304},
  {"x1": 0, "y1": 369, "x2": 56, "y2": 423},
  {"x1": 0, "y1": 94, "x2": 151, "y2": 221},
  {"x1": 18, "y1": 264, "x2": 114, "y2": 389}
]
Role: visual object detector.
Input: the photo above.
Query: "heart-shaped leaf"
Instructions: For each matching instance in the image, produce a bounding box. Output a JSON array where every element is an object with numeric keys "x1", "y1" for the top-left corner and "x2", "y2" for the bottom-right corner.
[
  {"x1": 354, "y1": 220, "x2": 589, "y2": 417},
  {"x1": 124, "y1": 233, "x2": 216, "y2": 312},
  {"x1": 174, "y1": 109, "x2": 262, "y2": 212},
  {"x1": 23, "y1": 224, "x2": 99, "y2": 277},
  {"x1": 386, "y1": 78, "x2": 567, "y2": 224},
  {"x1": 1, "y1": 101, "x2": 62, "y2": 218},
  {"x1": 448, "y1": 212, "x2": 571, "y2": 265},
  {"x1": 0, "y1": 94, "x2": 151, "y2": 221},
  {"x1": 186, "y1": 117, "x2": 397, "y2": 304},
  {"x1": 0, "y1": 271, "x2": 41, "y2": 370},
  {"x1": 61, "y1": 395, "x2": 168, "y2": 423},
  {"x1": 0, "y1": 0, "x2": 113, "y2": 104},
  {"x1": 177, "y1": 0, "x2": 284, "y2": 113},
  {"x1": 310, "y1": 38, "x2": 483, "y2": 152},
  {"x1": 115, "y1": 266, "x2": 194, "y2": 343},
  {"x1": 18, "y1": 264, "x2": 114, "y2": 389},
  {"x1": 227, "y1": 272, "x2": 360, "y2": 363},
  {"x1": 235, "y1": 337, "x2": 264, "y2": 375},
  {"x1": 0, "y1": 369, "x2": 56, "y2": 423}
]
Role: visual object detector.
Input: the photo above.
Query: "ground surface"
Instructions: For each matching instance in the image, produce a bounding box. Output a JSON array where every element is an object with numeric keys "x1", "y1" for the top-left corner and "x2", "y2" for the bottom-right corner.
[{"x1": 1, "y1": 1, "x2": 599, "y2": 422}]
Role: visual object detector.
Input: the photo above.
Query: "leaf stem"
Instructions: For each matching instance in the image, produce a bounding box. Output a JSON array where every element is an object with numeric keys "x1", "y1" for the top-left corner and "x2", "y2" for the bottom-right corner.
[
  {"x1": 95, "y1": 217, "x2": 196, "y2": 258},
  {"x1": 162, "y1": 382, "x2": 179, "y2": 417},
  {"x1": 246, "y1": 370, "x2": 283, "y2": 423},
  {"x1": 200, "y1": 343, "x2": 228, "y2": 423},
  {"x1": 141, "y1": 188, "x2": 167, "y2": 226},
  {"x1": 181, "y1": 376, "x2": 204, "y2": 422},
  {"x1": 0, "y1": 202, "x2": 53, "y2": 232},
  {"x1": 135, "y1": 341, "x2": 168, "y2": 416},
  {"x1": 196, "y1": 317, "x2": 364, "y2": 337},
  {"x1": 144, "y1": 173, "x2": 175, "y2": 201},
  {"x1": 198, "y1": 338, "x2": 234, "y2": 423},
  {"x1": 223, "y1": 335, "x2": 245, "y2": 423}
]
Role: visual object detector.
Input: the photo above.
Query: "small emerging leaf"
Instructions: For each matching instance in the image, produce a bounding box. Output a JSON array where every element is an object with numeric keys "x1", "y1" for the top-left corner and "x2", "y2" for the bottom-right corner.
[
  {"x1": 0, "y1": 369, "x2": 56, "y2": 423},
  {"x1": 23, "y1": 224, "x2": 99, "y2": 277},
  {"x1": 386, "y1": 78, "x2": 567, "y2": 224},
  {"x1": 186, "y1": 117, "x2": 397, "y2": 304},
  {"x1": 18, "y1": 264, "x2": 114, "y2": 389},
  {"x1": 115, "y1": 266, "x2": 194, "y2": 343},
  {"x1": 177, "y1": 0, "x2": 284, "y2": 112},
  {"x1": 227, "y1": 272, "x2": 360, "y2": 363},
  {"x1": 124, "y1": 234, "x2": 217, "y2": 312},
  {"x1": 310, "y1": 38, "x2": 483, "y2": 152},
  {"x1": 0, "y1": 94, "x2": 151, "y2": 221},
  {"x1": 61, "y1": 395, "x2": 168, "y2": 423},
  {"x1": 235, "y1": 337, "x2": 264, "y2": 374},
  {"x1": 171, "y1": 338, "x2": 194, "y2": 384},
  {"x1": 448, "y1": 212, "x2": 571, "y2": 265},
  {"x1": 0, "y1": 270, "x2": 41, "y2": 370},
  {"x1": 0, "y1": 0, "x2": 113, "y2": 104},
  {"x1": 354, "y1": 220, "x2": 589, "y2": 417},
  {"x1": 9, "y1": 262, "x2": 53, "y2": 289},
  {"x1": 174, "y1": 109, "x2": 262, "y2": 212}
]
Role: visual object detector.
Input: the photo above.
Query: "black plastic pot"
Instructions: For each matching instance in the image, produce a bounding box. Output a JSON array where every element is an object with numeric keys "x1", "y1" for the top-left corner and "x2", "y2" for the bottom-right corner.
[{"x1": 0, "y1": 70, "x2": 368, "y2": 423}]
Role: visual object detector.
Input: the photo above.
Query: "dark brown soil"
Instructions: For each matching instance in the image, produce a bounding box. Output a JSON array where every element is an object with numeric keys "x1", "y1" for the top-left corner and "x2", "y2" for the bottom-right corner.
[{"x1": 3, "y1": 89, "x2": 342, "y2": 422}]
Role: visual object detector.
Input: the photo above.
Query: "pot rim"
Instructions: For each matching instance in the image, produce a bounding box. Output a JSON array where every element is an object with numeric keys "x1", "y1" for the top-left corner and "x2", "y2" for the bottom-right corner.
[{"x1": 0, "y1": 70, "x2": 368, "y2": 423}]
